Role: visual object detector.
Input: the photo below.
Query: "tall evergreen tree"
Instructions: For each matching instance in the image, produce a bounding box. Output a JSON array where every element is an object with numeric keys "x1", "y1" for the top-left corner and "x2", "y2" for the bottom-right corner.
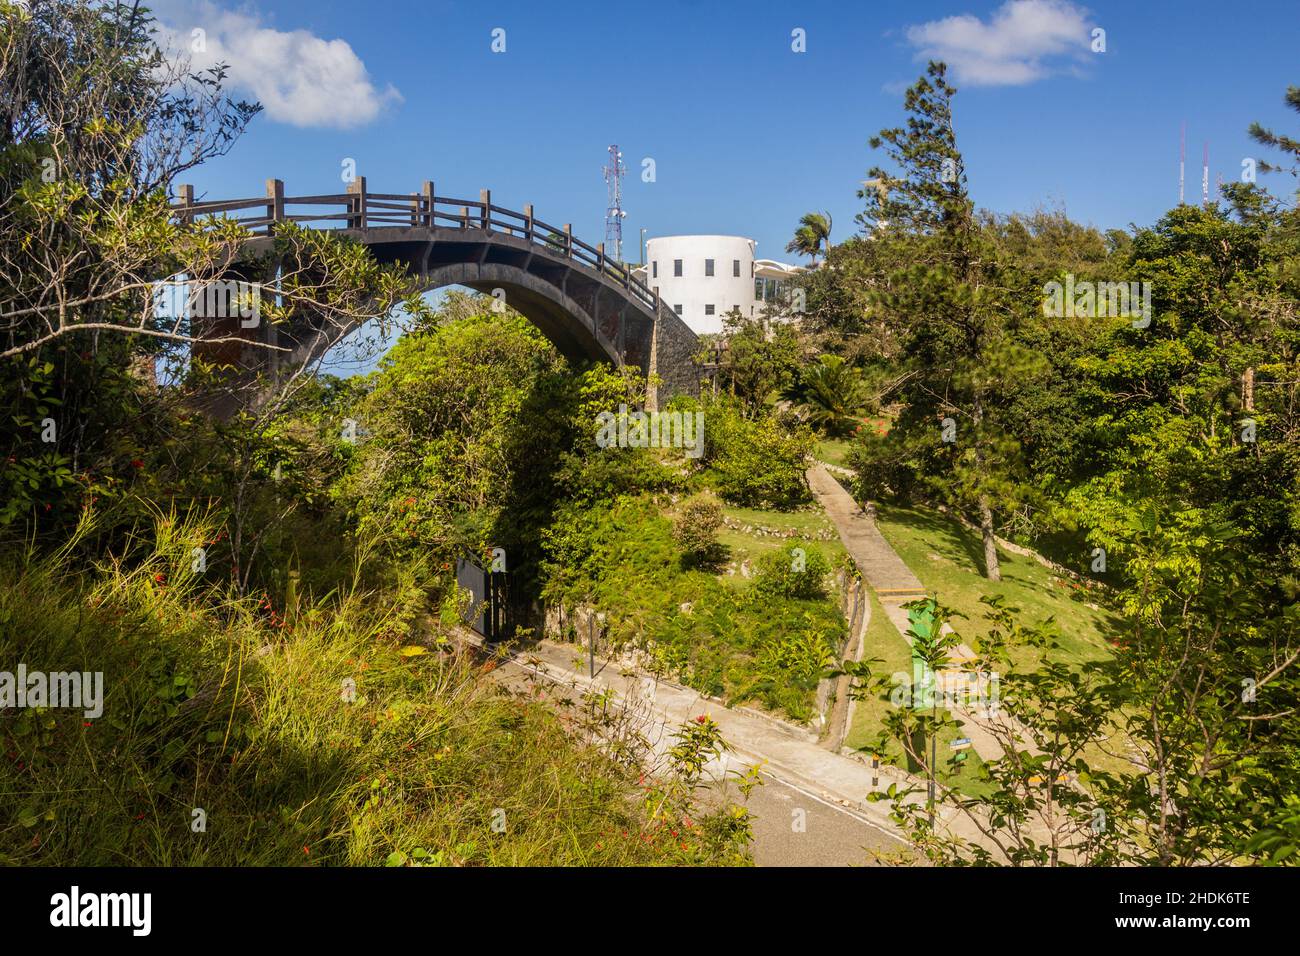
[
  {"x1": 1249, "y1": 84, "x2": 1300, "y2": 180},
  {"x1": 853, "y1": 61, "x2": 1042, "y2": 580}
]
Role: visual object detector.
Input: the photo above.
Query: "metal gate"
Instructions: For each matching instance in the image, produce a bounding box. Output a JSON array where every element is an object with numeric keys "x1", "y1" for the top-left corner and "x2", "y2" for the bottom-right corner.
[{"x1": 455, "y1": 549, "x2": 509, "y2": 641}]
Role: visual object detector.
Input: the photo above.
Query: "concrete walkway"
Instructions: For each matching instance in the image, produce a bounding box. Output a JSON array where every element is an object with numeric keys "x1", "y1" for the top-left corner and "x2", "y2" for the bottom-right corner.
[
  {"x1": 806, "y1": 464, "x2": 1016, "y2": 763},
  {"x1": 807, "y1": 464, "x2": 926, "y2": 598}
]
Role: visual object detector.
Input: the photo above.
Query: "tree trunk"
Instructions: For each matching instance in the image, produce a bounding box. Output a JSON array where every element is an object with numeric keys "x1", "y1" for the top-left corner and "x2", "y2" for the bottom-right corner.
[
  {"x1": 1243, "y1": 367, "x2": 1255, "y2": 412},
  {"x1": 971, "y1": 387, "x2": 1001, "y2": 582},
  {"x1": 978, "y1": 495, "x2": 1001, "y2": 582}
]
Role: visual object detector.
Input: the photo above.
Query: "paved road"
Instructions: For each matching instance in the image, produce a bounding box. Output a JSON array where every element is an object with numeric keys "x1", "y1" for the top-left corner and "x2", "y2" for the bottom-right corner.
[
  {"x1": 486, "y1": 640, "x2": 909, "y2": 866},
  {"x1": 732, "y1": 772, "x2": 903, "y2": 867}
]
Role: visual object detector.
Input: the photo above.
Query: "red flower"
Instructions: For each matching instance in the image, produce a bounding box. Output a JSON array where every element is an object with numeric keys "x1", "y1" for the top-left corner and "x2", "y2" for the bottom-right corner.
[
  {"x1": 130, "y1": 459, "x2": 144, "y2": 469},
  {"x1": 695, "y1": 714, "x2": 707, "y2": 724}
]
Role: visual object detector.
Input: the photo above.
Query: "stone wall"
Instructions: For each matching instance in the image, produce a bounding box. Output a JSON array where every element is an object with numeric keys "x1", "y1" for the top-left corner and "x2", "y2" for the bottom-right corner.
[{"x1": 650, "y1": 302, "x2": 701, "y2": 406}]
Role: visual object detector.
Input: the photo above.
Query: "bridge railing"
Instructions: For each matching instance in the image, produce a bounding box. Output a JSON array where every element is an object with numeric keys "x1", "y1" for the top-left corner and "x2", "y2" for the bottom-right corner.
[{"x1": 172, "y1": 179, "x2": 662, "y2": 314}]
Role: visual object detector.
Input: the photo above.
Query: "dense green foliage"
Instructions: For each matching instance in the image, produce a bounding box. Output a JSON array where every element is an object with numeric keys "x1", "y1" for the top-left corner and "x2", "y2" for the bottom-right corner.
[
  {"x1": 671, "y1": 492, "x2": 723, "y2": 565},
  {"x1": 0, "y1": 519, "x2": 693, "y2": 865},
  {"x1": 541, "y1": 496, "x2": 843, "y2": 720},
  {"x1": 781, "y1": 354, "x2": 868, "y2": 436},
  {"x1": 0, "y1": 4, "x2": 766, "y2": 867},
  {"x1": 700, "y1": 395, "x2": 813, "y2": 509},
  {"x1": 813, "y1": 63, "x2": 1300, "y2": 864},
  {"x1": 752, "y1": 543, "x2": 832, "y2": 600}
]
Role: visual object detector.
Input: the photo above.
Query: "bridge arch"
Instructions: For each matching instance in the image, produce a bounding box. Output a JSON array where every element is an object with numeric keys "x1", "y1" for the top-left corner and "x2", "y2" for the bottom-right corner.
[{"x1": 176, "y1": 181, "x2": 701, "y2": 406}]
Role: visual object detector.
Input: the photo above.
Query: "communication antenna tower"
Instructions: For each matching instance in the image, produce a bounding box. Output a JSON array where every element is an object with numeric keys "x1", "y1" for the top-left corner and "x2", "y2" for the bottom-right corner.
[
  {"x1": 1202, "y1": 141, "x2": 1210, "y2": 206},
  {"x1": 603, "y1": 145, "x2": 626, "y2": 263}
]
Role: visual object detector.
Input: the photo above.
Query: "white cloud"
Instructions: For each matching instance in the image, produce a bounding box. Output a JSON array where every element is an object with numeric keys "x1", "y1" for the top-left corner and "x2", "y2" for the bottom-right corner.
[
  {"x1": 904, "y1": 0, "x2": 1096, "y2": 87},
  {"x1": 153, "y1": 1, "x2": 401, "y2": 129}
]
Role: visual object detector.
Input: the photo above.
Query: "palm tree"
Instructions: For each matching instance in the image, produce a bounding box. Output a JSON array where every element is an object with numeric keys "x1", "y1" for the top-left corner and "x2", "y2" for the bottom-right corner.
[
  {"x1": 784, "y1": 211, "x2": 833, "y2": 263},
  {"x1": 781, "y1": 354, "x2": 863, "y2": 436}
]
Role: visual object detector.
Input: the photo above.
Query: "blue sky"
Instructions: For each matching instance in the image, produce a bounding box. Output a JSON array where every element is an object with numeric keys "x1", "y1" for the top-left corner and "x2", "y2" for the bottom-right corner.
[{"x1": 157, "y1": 0, "x2": 1300, "y2": 265}]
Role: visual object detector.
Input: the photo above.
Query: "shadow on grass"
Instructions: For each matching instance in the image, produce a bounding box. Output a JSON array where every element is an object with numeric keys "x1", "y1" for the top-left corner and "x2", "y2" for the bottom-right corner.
[
  {"x1": 873, "y1": 502, "x2": 1127, "y2": 659},
  {"x1": 878, "y1": 504, "x2": 987, "y2": 572},
  {"x1": 679, "y1": 542, "x2": 732, "y2": 573}
]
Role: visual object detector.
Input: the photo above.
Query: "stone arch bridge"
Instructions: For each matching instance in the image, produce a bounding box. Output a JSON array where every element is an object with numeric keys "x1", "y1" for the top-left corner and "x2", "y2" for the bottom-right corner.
[{"x1": 172, "y1": 178, "x2": 701, "y2": 406}]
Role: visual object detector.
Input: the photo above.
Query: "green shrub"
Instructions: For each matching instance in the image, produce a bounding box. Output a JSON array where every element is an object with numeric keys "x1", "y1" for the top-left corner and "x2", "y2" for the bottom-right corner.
[
  {"x1": 702, "y1": 398, "x2": 812, "y2": 509},
  {"x1": 847, "y1": 424, "x2": 923, "y2": 504},
  {"x1": 752, "y1": 544, "x2": 832, "y2": 600},
  {"x1": 671, "y1": 493, "x2": 723, "y2": 564},
  {"x1": 540, "y1": 497, "x2": 844, "y2": 720}
]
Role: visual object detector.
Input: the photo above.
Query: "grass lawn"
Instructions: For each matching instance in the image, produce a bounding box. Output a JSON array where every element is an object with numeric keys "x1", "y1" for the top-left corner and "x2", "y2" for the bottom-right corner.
[
  {"x1": 841, "y1": 503, "x2": 1135, "y2": 795},
  {"x1": 814, "y1": 418, "x2": 890, "y2": 468},
  {"x1": 844, "y1": 588, "x2": 997, "y2": 798},
  {"x1": 872, "y1": 504, "x2": 1121, "y2": 668},
  {"x1": 815, "y1": 438, "x2": 853, "y2": 467},
  {"x1": 717, "y1": 504, "x2": 848, "y2": 569}
]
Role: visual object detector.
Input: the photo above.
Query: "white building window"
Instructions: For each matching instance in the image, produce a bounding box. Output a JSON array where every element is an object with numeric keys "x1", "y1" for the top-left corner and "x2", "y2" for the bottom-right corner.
[
  {"x1": 652, "y1": 261, "x2": 658, "y2": 278},
  {"x1": 674, "y1": 259, "x2": 682, "y2": 277},
  {"x1": 704, "y1": 304, "x2": 715, "y2": 315},
  {"x1": 705, "y1": 259, "x2": 714, "y2": 277},
  {"x1": 733, "y1": 259, "x2": 740, "y2": 277},
  {"x1": 674, "y1": 304, "x2": 682, "y2": 315}
]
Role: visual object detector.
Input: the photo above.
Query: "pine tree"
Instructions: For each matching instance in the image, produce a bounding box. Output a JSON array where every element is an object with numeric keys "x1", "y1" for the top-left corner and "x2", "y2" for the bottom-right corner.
[
  {"x1": 858, "y1": 61, "x2": 1041, "y2": 581},
  {"x1": 1249, "y1": 85, "x2": 1300, "y2": 179}
]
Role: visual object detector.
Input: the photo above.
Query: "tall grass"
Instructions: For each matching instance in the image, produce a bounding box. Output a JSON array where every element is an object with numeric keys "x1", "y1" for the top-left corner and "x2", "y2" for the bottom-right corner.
[{"x1": 0, "y1": 511, "x2": 695, "y2": 865}]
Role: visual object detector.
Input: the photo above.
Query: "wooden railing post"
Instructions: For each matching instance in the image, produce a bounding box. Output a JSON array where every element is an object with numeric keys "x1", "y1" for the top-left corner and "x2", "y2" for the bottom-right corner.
[
  {"x1": 346, "y1": 176, "x2": 367, "y2": 229},
  {"x1": 266, "y1": 179, "x2": 284, "y2": 232},
  {"x1": 422, "y1": 181, "x2": 435, "y2": 228},
  {"x1": 479, "y1": 189, "x2": 491, "y2": 230},
  {"x1": 409, "y1": 192, "x2": 419, "y2": 227},
  {"x1": 563, "y1": 224, "x2": 572, "y2": 258},
  {"x1": 597, "y1": 242, "x2": 605, "y2": 273},
  {"x1": 177, "y1": 184, "x2": 194, "y2": 224},
  {"x1": 523, "y1": 204, "x2": 534, "y2": 242},
  {"x1": 460, "y1": 205, "x2": 470, "y2": 229}
]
